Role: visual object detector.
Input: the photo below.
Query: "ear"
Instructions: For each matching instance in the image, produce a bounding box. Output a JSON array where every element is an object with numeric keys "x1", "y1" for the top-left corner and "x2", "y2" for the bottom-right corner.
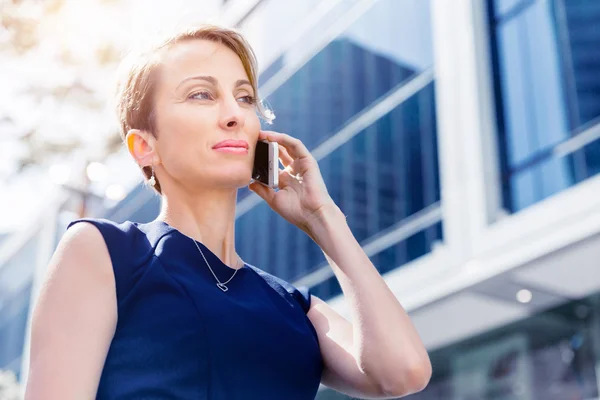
[{"x1": 126, "y1": 129, "x2": 161, "y2": 167}]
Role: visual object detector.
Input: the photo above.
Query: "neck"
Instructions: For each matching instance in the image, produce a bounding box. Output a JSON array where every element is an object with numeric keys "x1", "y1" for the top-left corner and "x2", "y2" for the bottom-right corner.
[{"x1": 156, "y1": 186, "x2": 241, "y2": 269}]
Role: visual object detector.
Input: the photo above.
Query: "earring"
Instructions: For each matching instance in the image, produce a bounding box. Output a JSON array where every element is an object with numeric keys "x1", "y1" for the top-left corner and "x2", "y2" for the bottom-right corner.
[{"x1": 148, "y1": 166, "x2": 156, "y2": 186}]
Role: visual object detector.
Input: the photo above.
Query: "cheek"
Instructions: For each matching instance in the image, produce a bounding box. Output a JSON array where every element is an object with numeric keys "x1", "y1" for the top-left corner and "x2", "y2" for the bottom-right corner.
[
  {"x1": 245, "y1": 111, "x2": 261, "y2": 134},
  {"x1": 171, "y1": 106, "x2": 214, "y2": 131},
  {"x1": 155, "y1": 96, "x2": 213, "y2": 130}
]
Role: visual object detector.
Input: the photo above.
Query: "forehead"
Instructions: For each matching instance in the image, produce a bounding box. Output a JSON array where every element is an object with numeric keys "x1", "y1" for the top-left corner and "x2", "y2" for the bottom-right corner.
[{"x1": 157, "y1": 39, "x2": 249, "y2": 88}]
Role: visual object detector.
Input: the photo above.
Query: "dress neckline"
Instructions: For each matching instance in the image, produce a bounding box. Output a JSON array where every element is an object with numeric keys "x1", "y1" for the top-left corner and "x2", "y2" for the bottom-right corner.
[{"x1": 149, "y1": 219, "x2": 247, "y2": 273}]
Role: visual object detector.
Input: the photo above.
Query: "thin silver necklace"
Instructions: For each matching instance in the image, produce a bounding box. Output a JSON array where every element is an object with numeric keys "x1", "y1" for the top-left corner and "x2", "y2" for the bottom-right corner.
[{"x1": 192, "y1": 238, "x2": 242, "y2": 292}]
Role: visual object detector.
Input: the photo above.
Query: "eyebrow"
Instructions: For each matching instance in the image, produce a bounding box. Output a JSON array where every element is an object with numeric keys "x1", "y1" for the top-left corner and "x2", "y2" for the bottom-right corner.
[
  {"x1": 176, "y1": 76, "x2": 253, "y2": 91},
  {"x1": 234, "y1": 79, "x2": 252, "y2": 89}
]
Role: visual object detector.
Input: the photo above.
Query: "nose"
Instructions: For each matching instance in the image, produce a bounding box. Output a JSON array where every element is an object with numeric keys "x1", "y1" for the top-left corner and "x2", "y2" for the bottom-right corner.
[{"x1": 219, "y1": 96, "x2": 245, "y2": 131}]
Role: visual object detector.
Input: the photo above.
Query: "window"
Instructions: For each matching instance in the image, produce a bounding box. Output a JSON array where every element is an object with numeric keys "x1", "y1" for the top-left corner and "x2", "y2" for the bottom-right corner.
[
  {"x1": 237, "y1": 0, "x2": 327, "y2": 67},
  {"x1": 237, "y1": 81, "x2": 441, "y2": 298},
  {"x1": 265, "y1": 0, "x2": 433, "y2": 151},
  {"x1": 236, "y1": 0, "x2": 439, "y2": 297},
  {"x1": 489, "y1": 0, "x2": 600, "y2": 212},
  {"x1": 240, "y1": 0, "x2": 434, "y2": 203}
]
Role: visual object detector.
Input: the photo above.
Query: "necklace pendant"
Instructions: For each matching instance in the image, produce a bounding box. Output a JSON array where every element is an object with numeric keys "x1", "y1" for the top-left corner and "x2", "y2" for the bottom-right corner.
[{"x1": 216, "y1": 282, "x2": 229, "y2": 292}]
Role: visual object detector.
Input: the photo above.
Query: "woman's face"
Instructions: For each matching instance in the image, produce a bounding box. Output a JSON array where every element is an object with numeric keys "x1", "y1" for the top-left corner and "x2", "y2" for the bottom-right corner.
[{"x1": 152, "y1": 39, "x2": 261, "y2": 191}]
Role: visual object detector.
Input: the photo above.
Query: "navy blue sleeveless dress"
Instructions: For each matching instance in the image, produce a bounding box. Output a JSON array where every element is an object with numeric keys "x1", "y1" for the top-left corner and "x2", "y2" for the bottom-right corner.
[{"x1": 66, "y1": 218, "x2": 323, "y2": 399}]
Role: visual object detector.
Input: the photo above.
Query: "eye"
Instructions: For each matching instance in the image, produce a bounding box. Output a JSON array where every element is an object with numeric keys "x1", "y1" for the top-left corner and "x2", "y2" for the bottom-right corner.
[
  {"x1": 238, "y1": 95, "x2": 256, "y2": 105},
  {"x1": 189, "y1": 91, "x2": 213, "y2": 100}
]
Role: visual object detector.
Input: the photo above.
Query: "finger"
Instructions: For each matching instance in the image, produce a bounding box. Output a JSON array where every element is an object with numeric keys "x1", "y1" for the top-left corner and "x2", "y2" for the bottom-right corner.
[
  {"x1": 278, "y1": 145, "x2": 294, "y2": 168},
  {"x1": 249, "y1": 181, "x2": 276, "y2": 204},
  {"x1": 258, "y1": 130, "x2": 269, "y2": 141},
  {"x1": 279, "y1": 166, "x2": 303, "y2": 185},
  {"x1": 277, "y1": 168, "x2": 295, "y2": 188},
  {"x1": 261, "y1": 130, "x2": 311, "y2": 159}
]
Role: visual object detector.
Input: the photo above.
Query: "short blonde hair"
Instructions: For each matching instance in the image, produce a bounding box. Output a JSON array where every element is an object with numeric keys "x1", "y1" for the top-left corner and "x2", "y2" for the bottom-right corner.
[{"x1": 115, "y1": 25, "x2": 272, "y2": 195}]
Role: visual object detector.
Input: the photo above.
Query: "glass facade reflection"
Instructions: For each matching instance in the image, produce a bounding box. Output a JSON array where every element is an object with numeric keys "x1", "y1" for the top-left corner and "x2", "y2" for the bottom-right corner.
[
  {"x1": 265, "y1": 38, "x2": 425, "y2": 151},
  {"x1": 489, "y1": 0, "x2": 600, "y2": 212},
  {"x1": 238, "y1": 0, "x2": 434, "y2": 203},
  {"x1": 237, "y1": 0, "x2": 328, "y2": 73},
  {"x1": 310, "y1": 220, "x2": 443, "y2": 301},
  {"x1": 236, "y1": 0, "x2": 440, "y2": 300}
]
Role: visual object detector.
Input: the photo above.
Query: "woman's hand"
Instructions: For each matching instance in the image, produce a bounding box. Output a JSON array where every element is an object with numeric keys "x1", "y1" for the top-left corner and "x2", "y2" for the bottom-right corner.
[{"x1": 249, "y1": 130, "x2": 339, "y2": 237}]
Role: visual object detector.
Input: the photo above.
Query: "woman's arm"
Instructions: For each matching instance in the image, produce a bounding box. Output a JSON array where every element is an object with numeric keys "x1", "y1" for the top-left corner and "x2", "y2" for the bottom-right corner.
[
  {"x1": 248, "y1": 130, "x2": 431, "y2": 398},
  {"x1": 25, "y1": 222, "x2": 117, "y2": 400},
  {"x1": 306, "y1": 205, "x2": 432, "y2": 399}
]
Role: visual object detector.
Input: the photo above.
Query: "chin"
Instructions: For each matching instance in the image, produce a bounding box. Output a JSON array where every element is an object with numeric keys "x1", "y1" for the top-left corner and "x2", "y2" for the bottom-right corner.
[{"x1": 216, "y1": 169, "x2": 253, "y2": 189}]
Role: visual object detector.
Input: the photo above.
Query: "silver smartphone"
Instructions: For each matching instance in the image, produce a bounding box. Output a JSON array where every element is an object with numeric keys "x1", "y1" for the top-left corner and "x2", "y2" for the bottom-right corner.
[{"x1": 252, "y1": 140, "x2": 279, "y2": 189}]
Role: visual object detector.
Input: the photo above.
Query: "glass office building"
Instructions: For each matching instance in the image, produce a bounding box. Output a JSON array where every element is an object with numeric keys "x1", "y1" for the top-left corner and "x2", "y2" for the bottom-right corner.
[
  {"x1": 235, "y1": 0, "x2": 442, "y2": 302},
  {"x1": 1, "y1": 0, "x2": 600, "y2": 398}
]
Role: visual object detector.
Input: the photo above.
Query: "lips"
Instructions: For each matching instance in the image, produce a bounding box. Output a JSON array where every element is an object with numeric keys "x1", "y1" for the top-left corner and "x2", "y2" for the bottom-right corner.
[{"x1": 212, "y1": 140, "x2": 249, "y2": 150}]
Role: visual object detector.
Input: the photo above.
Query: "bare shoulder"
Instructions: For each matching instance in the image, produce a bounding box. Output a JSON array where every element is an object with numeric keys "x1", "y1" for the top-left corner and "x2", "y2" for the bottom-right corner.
[
  {"x1": 59, "y1": 221, "x2": 111, "y2": 259},
  {"x1": 25, "y1": 221, "x2": 117, "y2": 399},
  {"x1": 43, "y1": 221, "x2": 116, "y2": 293},
  {"x1": 41, "y1": 220, "x2": 116, "y2": 300}
]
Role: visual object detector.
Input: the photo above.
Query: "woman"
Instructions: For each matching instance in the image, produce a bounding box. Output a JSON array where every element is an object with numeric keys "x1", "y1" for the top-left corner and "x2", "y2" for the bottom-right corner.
[{"x1": 25, "y1": 25, "x2": 431, "y2": 399}]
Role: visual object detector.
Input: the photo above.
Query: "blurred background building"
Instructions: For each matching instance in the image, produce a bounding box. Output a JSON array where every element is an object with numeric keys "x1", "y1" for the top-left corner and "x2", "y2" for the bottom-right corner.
[{"x1": 1, "y1": 0, "x2": 600, "y2": 398}]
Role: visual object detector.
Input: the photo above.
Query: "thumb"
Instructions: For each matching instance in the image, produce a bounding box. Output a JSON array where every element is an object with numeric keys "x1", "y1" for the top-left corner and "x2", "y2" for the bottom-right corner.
[{"x1": 249, "y1": 181, "x2": 276, "y2": 204}]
